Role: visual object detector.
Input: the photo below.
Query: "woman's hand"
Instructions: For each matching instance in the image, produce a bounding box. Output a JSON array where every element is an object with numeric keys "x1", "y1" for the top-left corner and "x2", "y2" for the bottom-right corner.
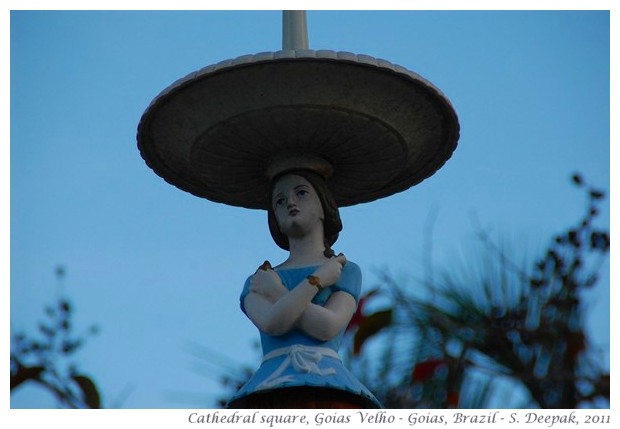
[
  {"x1": 243, "y1": 255, "x2": 355, "y2": 339},
  {"x1": 250, "y1": 264, "x2": 286, "y2": 303},
  {"x1": 312, "y1": 254, "x2": 347, "y2": 288}
]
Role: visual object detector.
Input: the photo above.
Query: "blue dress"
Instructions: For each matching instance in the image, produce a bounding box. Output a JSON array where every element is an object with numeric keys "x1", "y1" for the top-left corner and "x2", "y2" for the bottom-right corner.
[{"x1": 227, "y1": 262, "x2": 381, "y2": 408}]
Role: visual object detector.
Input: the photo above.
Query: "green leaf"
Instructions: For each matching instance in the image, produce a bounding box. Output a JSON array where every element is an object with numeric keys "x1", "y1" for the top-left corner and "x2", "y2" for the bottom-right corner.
[
  {"x1": 73, "y1": 375, "x2": 101, "y2": 408},
  {"x1": 353, "y1": 309, "x2": 393, "y2": 355}
]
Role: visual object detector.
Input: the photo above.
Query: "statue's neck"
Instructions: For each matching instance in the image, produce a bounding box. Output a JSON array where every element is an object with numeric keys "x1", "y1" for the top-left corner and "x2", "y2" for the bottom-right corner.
[{"x1": 283, "y1": 230, "x2": 328, "y2": 267}]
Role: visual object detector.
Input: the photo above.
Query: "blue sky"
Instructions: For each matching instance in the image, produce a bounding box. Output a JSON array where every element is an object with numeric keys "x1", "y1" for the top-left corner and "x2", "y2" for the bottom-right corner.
[{"x1": 8, "y1": 7, "x2": 612, "y2": 410}]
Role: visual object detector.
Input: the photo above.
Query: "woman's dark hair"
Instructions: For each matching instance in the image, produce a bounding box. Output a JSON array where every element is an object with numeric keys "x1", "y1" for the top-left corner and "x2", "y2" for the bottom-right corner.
[{"x1": 267, "y1": 169, "x2": 342, "y2": 257}]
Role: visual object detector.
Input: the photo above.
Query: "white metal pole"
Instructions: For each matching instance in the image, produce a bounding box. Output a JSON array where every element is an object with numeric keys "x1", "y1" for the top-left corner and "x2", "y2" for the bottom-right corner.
[{"x1": 282, "y1": 11, "x2": 309, "y2": 50}]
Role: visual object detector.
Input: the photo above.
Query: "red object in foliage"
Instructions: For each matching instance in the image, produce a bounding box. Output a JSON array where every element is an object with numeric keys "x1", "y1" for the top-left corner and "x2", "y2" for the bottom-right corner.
[
  {"x1": 446, "y1": 390, "x2": 460, "y2": 408},
  {"x1": 346, "y1": 289, "x2": 378, "y2": 332},
  {"x1": 347, "y1": 305, "x2": 364, "y2": 332},
  {"x1": 411, "y1": 359, "x2": 445, "y2": 382}
]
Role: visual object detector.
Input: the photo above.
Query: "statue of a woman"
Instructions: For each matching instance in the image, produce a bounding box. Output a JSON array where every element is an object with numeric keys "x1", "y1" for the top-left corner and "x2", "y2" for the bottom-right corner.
[
  {"x1": 135, "y1": 30, "x2": 459, "y2": 409},
  {"x1": 227, "y1": 169, "x2": 382, "y2": 408}
]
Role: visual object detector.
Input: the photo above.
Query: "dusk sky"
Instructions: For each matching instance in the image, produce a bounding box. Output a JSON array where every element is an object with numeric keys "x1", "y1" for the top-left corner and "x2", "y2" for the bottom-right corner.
[{"x1": 8, "y1": 4, "x2": 613, "y2": 414}]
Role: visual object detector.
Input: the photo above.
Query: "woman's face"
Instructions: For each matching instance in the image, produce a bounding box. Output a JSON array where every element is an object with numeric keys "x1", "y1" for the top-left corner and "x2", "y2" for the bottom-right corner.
[{"x1": 272, "y1": 174, "x2": 324, "y2": 239}]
